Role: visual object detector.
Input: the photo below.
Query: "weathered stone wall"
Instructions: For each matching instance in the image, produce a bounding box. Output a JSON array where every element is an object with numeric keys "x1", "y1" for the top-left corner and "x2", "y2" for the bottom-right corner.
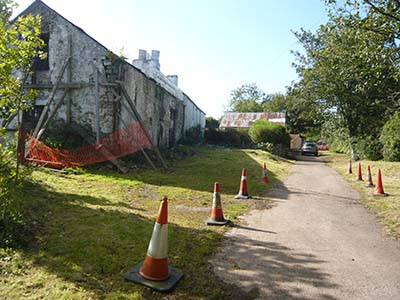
[
  {"x1": 20, "y1": 1, "x2": 189, "y2": 148},
  {"x1": 132, "y1": 50, "x2": 205, "y2": 138},
  {"x1": 26, "y1": 2, "x2": 114, "y2": 136},
  {"x1": 122, "y1": 65, "x2": 184, "y2": 147},
  {"x1": 182, "y1": 94, "x2": 206, "y2": 134}
]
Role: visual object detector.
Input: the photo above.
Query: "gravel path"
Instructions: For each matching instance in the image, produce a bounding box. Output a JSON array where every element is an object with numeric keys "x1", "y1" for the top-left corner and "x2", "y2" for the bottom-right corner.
[{"x1": 211, "y1": 155, "x2": 400, "y2": 300}]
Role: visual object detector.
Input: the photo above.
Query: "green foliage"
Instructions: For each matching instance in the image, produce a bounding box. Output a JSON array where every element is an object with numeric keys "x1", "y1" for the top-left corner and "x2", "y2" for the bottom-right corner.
[
  {"x1": 257, "y1": 142, "x2": 274, "y2": 153},
  {"x1": 41, "y1": 125, "x2": 86, "y2": 149},
  {"x1": 205, "y1": 128, "x2": 252, "y2": 147},
  {"x1": 0, "y1": 0, "x2": 44, "y2": 247},
  {"x1": 0, "y1": 3, "x2": 45, "y2": 123},
  {"x1": 351, "y1": 135, "x2": 383, "y2": 161},
  {"x1": 227, "y1": 83, "x2": 268, "y2": 112},
  {"x1": 0, "y1": 0, "x2": 15, "y2": 22},
  {"x1": 248, "y1": 120, "x2": 290, "y2": 156},
  {"x1": 249, "y1": 120, "x2": 289, "y2": 145},
  {"x1": 380, "y1": 111, "x2": 400, "y2": 161},
  {"x1": 291, "y1": 0, "x2": 400, "y2": 157},
  {"x1": 180, "y1": 125, "x2": 203, "y2": 145},
  {"x1": 0, "y1": 133, "x2": 32, "y2": 247},
  {"x1": 264, "y1": 92, "x2": 324, "y2": 134},
  {"x1": 205, "y1": 116, "x2": 220, "y2": 129},
  {"x1": 321, "y1": 116, "x2": 350, "y2": 153}
]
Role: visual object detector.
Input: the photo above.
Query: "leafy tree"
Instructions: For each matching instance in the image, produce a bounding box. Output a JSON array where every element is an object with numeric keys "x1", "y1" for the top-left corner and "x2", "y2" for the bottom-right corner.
[
  {"x1": 1, "y1": 1, "x2": 44, "y2": 125},
  {"x1": 0, "y1": 0, "x2": 44, "y2": 178},
  {"x1": 205, "y1": 116, "x2": 220, "y2": 129},
  {"x1": 0, "y1": 0, "x2": 44, "y2": 246},
  {"x1": 380, "y1": 111, "x2": 400, "y2": 161},
  {"x1": 264, "y1": 91, "x2": 326, "y2": 134},
  {"x1": 291, "y1": 5, "x2": 400, "y2": 158},
  {"x1": 227, "y1": 83, "x2": 268, "y2": 112}
]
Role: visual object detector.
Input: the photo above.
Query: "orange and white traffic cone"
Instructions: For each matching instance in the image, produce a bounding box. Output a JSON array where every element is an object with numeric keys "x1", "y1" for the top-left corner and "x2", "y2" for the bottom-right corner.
[
  {"x1": 124, "y1": 197, "x2": 183, "y2": 292},
  {"x1": 206, "y1": 182, "x2": 230, "y2": 226},
  {"x1": 347, "y1": 159, "x2": 352, "y2": 174},
  {"x1": 355, "y1": 162, "x2": 363, "y2": 181},
  {"x1": 364, "y1": 165, "x2": 374, "y2": 188},
  {"x1": 235, "y1": 168, "x2": 252, "y2": 199},
  {"x1": 261, "y1": 163, "x2": 269, "y2": 184},
  {"x1": 369, "y1": 169, "x2": 389, "y2": 197}
]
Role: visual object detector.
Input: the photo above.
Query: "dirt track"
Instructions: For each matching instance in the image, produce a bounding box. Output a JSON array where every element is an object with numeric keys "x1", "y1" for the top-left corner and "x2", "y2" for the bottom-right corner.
[{"x1": 211, "y1": 155, "x2": 400, "y2": 300}]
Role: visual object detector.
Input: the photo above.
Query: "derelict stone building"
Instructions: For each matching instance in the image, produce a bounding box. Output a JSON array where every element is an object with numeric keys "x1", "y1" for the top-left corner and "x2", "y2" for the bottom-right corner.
[{"x1": 14, "y1": 0, "x2": 205, "y2": 149}]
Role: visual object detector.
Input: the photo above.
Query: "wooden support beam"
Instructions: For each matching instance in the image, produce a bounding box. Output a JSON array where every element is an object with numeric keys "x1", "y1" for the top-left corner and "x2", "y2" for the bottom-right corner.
[
  {"x1": 70, "y1": 123, "x2": 129, "y2": 174},
  {"x1": 117, "y1": 81, "x2": 168, "y2": 170},
  {"x1": 33, "y1": 56, "x2": 71, "y2": 138},
  {"x1": 119, "y1": 101, "x2": 157, "y2": 170},
  {"x1": 24, "y1": 82, "x2": 93, "y2": 89},
  {"x1": 66, "y1": 34, "x2": 73, "y2": 125},
  {"x1": 94, "y1": 68, "x2": 100, "y2": 143},
  {"x1": 36, "y1": 88, "x2": 69, "y2": 142}
]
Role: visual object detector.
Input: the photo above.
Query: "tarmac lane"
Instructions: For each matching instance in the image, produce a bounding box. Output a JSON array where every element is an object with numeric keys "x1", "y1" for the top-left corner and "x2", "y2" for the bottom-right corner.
[{"x1": 211, "y1": 155, "x2": 400, "y2": 300}]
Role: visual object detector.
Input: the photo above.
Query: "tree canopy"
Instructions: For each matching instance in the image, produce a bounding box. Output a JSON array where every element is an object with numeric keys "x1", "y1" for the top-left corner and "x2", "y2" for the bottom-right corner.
[
  {"x1": 0, "y1": 0, "x2": 44, "y2": 126},
  {"x1": 288, "y1": 0, "x2": 400, "y2": 158},
  {"x1": 227, "y1": 83, "x2": 269, "y2": 112}
]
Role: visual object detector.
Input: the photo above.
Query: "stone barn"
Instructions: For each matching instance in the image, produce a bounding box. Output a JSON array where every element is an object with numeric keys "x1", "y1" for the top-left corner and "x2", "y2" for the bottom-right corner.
[{"x1": 6, "y1": 0, "x2": 205, "y2": 154}]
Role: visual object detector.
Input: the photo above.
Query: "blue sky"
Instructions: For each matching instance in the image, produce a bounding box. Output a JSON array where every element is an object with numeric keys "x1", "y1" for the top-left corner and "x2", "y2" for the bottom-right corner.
[{"x1": 14, "y1": 0, "x2": 328, "y2": 118}]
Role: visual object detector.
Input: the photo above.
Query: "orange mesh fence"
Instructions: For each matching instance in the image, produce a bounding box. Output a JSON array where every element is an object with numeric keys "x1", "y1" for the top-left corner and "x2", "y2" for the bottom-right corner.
[{"x1": 25, "y1": 121, "x2": 152, "y2": 168}]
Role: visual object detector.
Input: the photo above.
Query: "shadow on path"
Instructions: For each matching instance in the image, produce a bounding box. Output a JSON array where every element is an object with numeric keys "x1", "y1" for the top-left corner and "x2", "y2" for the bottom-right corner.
[{"x1": 213, "y1": 235, "x2": 339, "y2": 300}]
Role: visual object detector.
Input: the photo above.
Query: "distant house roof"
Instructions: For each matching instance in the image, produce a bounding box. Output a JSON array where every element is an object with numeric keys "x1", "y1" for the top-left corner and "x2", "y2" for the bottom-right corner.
[{"x1": 219, "y1": 112, "x2": 286, "y2": 128}]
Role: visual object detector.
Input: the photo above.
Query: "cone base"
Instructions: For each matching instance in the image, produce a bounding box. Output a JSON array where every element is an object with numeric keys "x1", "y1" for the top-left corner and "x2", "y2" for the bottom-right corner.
[
  {"x1": 235, "y1": 194, "x2": 252, "y2": 199},
  {"x1": 347, "y1": 171, "x2": 352, "y2": 174},
  {"x1": 369, "y1": 193, "x2": 389, "y2": 197},
  {"x1": 355, "y1": 178, "x2": 363, "y2": 181},
  {"x1": 206, "y1": 217, "x2": 230, "y2": 226},
  {"x1": 365, "y1": 183, "x2": 374, "y2": 188},
  {"x1": 124, "y1": 262, "x2": 183, "y2": 292}
]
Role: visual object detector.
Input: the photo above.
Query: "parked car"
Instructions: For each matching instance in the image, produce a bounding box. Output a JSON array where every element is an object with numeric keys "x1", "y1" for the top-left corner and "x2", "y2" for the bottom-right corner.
[{"x1": 301, "y1": 141, "x2": 318, "y2": 156}]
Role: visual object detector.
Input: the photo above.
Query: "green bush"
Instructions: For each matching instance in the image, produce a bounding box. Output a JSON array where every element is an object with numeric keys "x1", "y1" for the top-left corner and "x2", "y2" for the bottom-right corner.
[
  {"x1": 205, "y1": 116, "x2": 220, "y2": 130},
  {"x1": 0, "y1": 132, "x2": 32, "y2": 248},
  {"x1": 257, "y1": 142, "x2": 274, "y2": 152},
  {"x1": 380, "y1": 112, "x2": 400, "y2": 161},
  {"x1": 248, "y1": 120, "x2": 290, "y2": 155},
  {"x1": 180, "y1": 125, "x2": 203, "y2": 145},
  {"x1": 351, "y1": 135, "x2": 383, "y2": 161},
  {"x1": 205, "y1": 128, "x2": 252, "y2": 147},
  {"x1": 249, "y1": 120, "x2": 289, "y2": 145}
]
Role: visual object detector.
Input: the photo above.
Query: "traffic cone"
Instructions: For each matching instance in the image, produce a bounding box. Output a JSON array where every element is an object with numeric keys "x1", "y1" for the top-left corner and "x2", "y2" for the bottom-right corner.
[
  {"x1": 206, "y1": 182, "x2": 230, "y2": 225},
  {"x1": 235, "y1": 168, "x2": 252, "y2": 199},
  {"x1": 124, "y1": 197, "x2": 183, "y2": 292},
  {"x1": 261, "y1": 163, "x2": 269, "y2": 184},
  {"x1": 355, "y1": 162, "x2": 363, "y2": 181},
  {"x1": 347, "y1": 159, "x2": 352, "y2": 174},
  {"x1": 369, "y1": 169, "x2": 389, "y2": 197},
  {"x1": 364, "y1": 165, "x2": 374, "y2": 188}
]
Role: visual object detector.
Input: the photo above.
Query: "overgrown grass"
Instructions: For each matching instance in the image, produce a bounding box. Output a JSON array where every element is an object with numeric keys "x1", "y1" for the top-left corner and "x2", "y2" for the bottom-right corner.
[
  {"x1": 322, "y1": 152, "x2": 400, "y2": 239},
  {"x1": 0, "y1": 146, "x2": 293, "y2": 300}
]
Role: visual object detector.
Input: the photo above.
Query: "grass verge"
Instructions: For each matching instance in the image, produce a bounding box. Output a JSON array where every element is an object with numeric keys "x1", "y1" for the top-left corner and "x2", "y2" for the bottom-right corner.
[
  {"x1": 0, "y1": 146, "x2": 293, "y2": 300},
  {"x1": 321, "y1": 152, "x2": 400, "y2": 239}
]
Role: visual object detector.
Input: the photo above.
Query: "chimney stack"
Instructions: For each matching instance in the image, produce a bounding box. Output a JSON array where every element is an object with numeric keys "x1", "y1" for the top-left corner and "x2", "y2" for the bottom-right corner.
[
  {"x1": 151, "y1": 50, "x2": 160, "y2": 61},
  {"x1": 138, "y1": 49, "x2": 147, "y2": 60}
]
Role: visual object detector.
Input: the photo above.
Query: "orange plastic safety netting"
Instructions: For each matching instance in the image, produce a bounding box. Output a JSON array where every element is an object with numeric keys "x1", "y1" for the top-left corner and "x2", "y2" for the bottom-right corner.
[{"x1": 25, "y1": 121, "x2": 152, "y2": 168}]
